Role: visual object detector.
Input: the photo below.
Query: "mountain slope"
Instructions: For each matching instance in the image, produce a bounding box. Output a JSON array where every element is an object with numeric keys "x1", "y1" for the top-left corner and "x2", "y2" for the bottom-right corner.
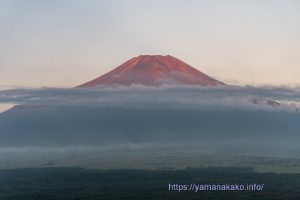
[{"x1": 78, "y1": 55, "x2": 225, "y2": 87}]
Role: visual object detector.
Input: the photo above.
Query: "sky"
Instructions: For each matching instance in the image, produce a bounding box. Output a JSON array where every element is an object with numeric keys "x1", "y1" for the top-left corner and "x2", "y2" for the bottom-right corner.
[{"x1": 0, "y1": 0, "x2": 299, "y2": 87}]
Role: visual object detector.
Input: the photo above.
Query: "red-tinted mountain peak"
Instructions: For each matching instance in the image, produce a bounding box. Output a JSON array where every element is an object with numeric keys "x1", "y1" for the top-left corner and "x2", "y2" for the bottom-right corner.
[{"x1": 77, "y1": 55, "x2": 225, "y2": 87}]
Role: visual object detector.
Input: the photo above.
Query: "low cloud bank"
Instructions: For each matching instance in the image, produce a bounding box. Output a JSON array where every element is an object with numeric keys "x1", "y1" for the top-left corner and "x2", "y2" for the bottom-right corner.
[
  {"x1": 0, "y1": 86, "x2": 299, "y2": 149},
  {"x1": 0, "y1": 85, "x2": 299, "y2": 112}
]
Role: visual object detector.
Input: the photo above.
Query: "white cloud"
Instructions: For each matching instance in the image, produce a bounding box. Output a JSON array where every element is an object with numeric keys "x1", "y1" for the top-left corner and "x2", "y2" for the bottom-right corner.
[
  {"x1": 0, "y1": 86, "x2": 299, "y2": 148},
  {"x1": 0, "y1": 85, "x2": 299, "y2": 112}
]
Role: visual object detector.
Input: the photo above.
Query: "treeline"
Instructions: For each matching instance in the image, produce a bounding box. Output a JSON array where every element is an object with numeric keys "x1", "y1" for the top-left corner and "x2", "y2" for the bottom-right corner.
[{"x1": 0, "y1": 167, "x2": 299, "y2": 200}]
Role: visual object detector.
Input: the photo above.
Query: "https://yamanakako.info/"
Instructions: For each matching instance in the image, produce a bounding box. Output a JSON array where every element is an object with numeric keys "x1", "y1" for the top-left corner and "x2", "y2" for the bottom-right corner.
[{"x1": 168, "y1": 183, "x2": 264, "y2": 192}]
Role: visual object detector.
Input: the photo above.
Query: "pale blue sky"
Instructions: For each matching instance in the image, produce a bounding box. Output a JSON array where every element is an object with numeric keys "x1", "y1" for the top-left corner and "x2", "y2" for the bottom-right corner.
[{"x1": 0, "y1": 0, "x2": 299, "y2": 87}]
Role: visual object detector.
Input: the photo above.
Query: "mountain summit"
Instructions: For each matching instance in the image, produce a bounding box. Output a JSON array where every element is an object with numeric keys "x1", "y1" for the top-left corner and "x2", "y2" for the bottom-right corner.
[{"x1": 78, "y1": 55, "x2": 225, "y2": 87}]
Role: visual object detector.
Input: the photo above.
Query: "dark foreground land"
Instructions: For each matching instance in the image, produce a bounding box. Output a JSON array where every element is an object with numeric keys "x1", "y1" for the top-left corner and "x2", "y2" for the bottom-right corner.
[{"x1": 0, "y1": 167, "x2": 300, "y2": 200}]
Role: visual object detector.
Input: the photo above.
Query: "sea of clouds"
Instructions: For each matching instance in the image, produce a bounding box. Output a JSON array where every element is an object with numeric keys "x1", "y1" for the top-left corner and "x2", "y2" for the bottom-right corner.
[
  {"x1": 0, "y1": 85, "x2": 299, "y2": 111},
  {"x1": 0, "y1": 85, "x2": 299, "y2": 155}
]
